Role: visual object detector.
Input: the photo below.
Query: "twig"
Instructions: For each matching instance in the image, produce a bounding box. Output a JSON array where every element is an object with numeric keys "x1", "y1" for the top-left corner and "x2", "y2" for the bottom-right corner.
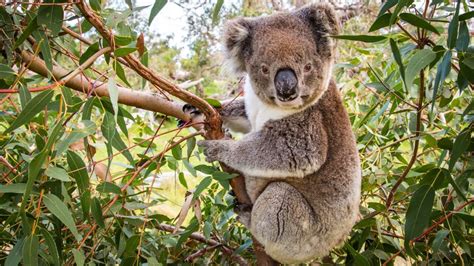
[
  {"x1": 157, "y1": 223, "x2": 248, "y2": 265},
  {"x1": 412, "y1": 198, "x2": 474, "y2": 242},
  {"x1": 386, "y1": 69, "x2": 425, "y2": 208}
]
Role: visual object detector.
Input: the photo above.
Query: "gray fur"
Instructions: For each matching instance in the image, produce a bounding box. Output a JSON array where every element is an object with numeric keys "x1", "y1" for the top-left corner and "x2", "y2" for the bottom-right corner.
[{"x1": 198, "y1": 3, "x2": 360, "y2": 264}]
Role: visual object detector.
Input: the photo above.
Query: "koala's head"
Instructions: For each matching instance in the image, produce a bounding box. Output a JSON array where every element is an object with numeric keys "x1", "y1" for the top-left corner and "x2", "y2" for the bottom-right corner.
[{"x1": 223, "y1": 3, "x2": 339, "y2": 109}]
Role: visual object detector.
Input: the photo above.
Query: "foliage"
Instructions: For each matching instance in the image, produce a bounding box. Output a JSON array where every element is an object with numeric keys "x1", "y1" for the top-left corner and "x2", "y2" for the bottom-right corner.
[{"x1": 0, "y1": 0, "x2": 473, "y2": 265}]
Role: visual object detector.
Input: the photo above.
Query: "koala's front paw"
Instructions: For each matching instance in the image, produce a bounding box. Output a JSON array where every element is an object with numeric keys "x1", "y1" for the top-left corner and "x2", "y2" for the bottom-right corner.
[
  {"x1": 197, "y1": 140, "x2": 225, "y2": 162},
  {"x1": 178, "y1": 104, "x2": 204, "y2": 128}
]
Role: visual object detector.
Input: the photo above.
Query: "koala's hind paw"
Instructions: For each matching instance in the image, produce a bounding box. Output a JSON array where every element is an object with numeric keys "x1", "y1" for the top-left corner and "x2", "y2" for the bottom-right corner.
[
  {"x1": 197, "y1": 140, "x2": 224, "y2": 162},
  {"x1": 177, "y1": 104, "x2": 203, "y2": 128},
  {"x1": 233, "y1": 199, "x2": 252, "y2": 228}
]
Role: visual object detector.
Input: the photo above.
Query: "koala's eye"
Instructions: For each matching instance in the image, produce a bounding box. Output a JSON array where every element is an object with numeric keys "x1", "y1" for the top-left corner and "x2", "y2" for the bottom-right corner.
[
  {"x1": 261, "y1": 65, "x2": 269, "y2": 75},
  {"x1": 304, "y1": 63, "x2": 312, "y2": 73}
]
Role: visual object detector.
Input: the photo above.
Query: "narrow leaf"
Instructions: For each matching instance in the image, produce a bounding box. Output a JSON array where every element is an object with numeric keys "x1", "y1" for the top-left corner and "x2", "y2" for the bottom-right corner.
[
  {"x1": 212, "y1": 0, "x2": 224, "y2": 24},
  {"x1": 72, "y1": 249, "x2": 85, "y2": 266},
  {"x1": 389, "y1": 38, "x2": 405, "y2": 85},
  {"x1": 67, "y1": 151, "x2": 90, "y2": 194},
  {"x1": 399, "y1": 13, "x2": 439, "y2": 34},
  {"x1": 4, "y1": 90, "x2": 54, "y2": 133},
  {"x1": 40, "y1": 228, "x2": 60, "y2": 266},
  {"x1": 449, "y1": 129, "x2": 471, "y2": 170},
  {"x1": 405, "y1": 185, "x2": 435, "y2": 241},
  {"x1": 43, "y1": 194, "x2": 82, "y2": 242},
  {"x1": 22, "y1": 235, "x2": 39, "y2": 266},
  {"x1": 149, "y1": 0, "x2": 167, "y2": 25},
  {"x1": 331, "y1": 35, "x2": 386, "y2": 43},
  {"x1": 447, "y1": 0, "x2": 460, "y2": 49},
  {"x1": 37, "y1": 3, "x2": 63, "y2": 36},
  {"x1": 91, "y1": 197, "x2": 105, "y2": 228},
  {"x1": 5, "y1": 237, "x2": 24, "y2": 266},
  {"x1": 45, "y1": 166, "x2": 71, "y2": 182},
  {"x1": 431, "y1": 51, "x2": 451, "y2": 111},
  {"x1": 405, "y1": 49, "x2": 436, "y2": 90},
  {"x1": 369, "y1": 13, "x2": 391, "y2": 32}
]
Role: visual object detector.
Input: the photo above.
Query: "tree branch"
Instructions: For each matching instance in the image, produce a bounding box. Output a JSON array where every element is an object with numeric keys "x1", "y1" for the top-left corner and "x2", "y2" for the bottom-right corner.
[
  {"x1": 157, "y1": 223, "x2": 248, "y2": 266},
  {"x1": 19, "y1": 50, "x2": 188, "y2": 121}
]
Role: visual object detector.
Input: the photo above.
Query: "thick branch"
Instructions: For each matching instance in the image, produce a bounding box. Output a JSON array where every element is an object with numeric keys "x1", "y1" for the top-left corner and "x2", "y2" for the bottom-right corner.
[{"x1": 19, "y1": 50, "x2": 188, "y2": 121}]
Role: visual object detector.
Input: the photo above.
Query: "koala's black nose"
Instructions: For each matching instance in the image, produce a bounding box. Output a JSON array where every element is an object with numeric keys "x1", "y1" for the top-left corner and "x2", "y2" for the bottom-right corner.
[{"x1": 274, "y1": 68, "x2": 298, "y2": 101}]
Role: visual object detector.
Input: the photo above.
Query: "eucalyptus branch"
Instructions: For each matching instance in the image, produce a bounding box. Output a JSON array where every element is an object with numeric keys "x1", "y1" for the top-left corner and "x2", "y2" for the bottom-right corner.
[{"x1": 386, "y1": 70, "x2": 425, "y2": 208}]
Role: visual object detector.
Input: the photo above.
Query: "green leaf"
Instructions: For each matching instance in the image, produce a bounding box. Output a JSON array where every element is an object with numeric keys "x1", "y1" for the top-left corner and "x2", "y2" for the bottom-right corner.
[
  {"x1": 0, "y1": 183, "x2": 28, "y2": 194},
  {"x1": 205, "y1": 98, "x2": 222, "y2": 108},
  {"x1": 107, "y1": 77, "x2": 119, "y2": 122},
  {"x1": 72, "y1": 249, "x2": 85, "y2": 266},
  {"x1": 0, "y1": 63, "x2": 16, "y2": 79},
  {"x1": 399, "y1": 13, "x2": 439, "y2": 34},
  {"x1": 405, "y1": 49, "x2": 436, "y2": 90},
  {"x1": 37, "y1": 2, "x2": 64, "y2": 36},
  {"x1": 432, "y1": 229, "x2": 449, "y2": 253},
  {"x1": 22, "y1": 234, "x2": 39, "y2": 266},
  {"x1": 149, "y1": 0, "x2": 167, "y2": 25},
  {"x1": 369, "y1": 13, "x2": 391, "y2": 32},
  {"x1": 447, "y1": 0, "x2": 460, "y2": 49},
  {"x1": 45, "y1": 166, "x2": 71, "y2": 182},
  {"x1": 212, "y1": 0, "x2": 224, "y2": 25},
  {"x1": 405, "y1": 185, "x2": 435, "y2": 241},
  {"x1": 171, "y1": 144, "x2": 182, "y2": 160},
  {"x1": 389, "y1": 0, "x2": 411, "y2": 25},
  {"x1": 114, "y1": 47, "x2": 136, "y2": 57},
  {"x1": 459, "y1": 11, "x2": 474, "y2": 21},
  {"x1": 194, "y1": 165, "x2": 217, "y2": 175},
  {"x1": 80, "y1": 190, "x2": 91, "y2": 219},
  {"x1": 67, "y1": 151, "x2": 90, "y2": 194},
  {"x1": 40, "y1": 228, "x2": 60, "y2": 266},
  {"x1": 123, "y1": 235, "x2": 140, "y2": 257},
  {"x1": 14, "y1": 17, "x2": 38, "y2": 48},
  {"x1": 331, "y1": 35, "x2": 386, "y2": 43},
  {"x1": 186, "y1": 137, "x2": 196, "y2": 159},
  {"x1": 32, "y1": 30, "x2": 52, "y2": 74},
  {"x1": 112, "y1": 60, "x2": 131, "y2": 87},
  {"x1": 96, "y1": 182, "x2": 122, "y2": 194},
  {"x1": 178, "y1": 172, "x2": 188, "y2": 189},
  {"x1": 43, "y1": 194, "x2": 82, "y2": 242},
  {"x1": 345, "y1": 243, "x2": 370, "y2": 266},
  {"x1": 377, "y1": 0, "x2": 397, "y2": 17},
  {"x1": 449, "y1": 129, "x2": 471, "y2": 170},
  {"x1": 389, "y1": 38, "x2": 405, "y2": 86},
  {"x1": 431, "y1": 51, "x2": 451, "y2": 111},
  {"x1": 91, "y1": 197, "x2": 105, "y2": 228},
  {"x1": 456, "y1": 21, "x2": 469, "y2": 52},
  {"x1": 20, "y1": 151, "x2": 47, "y2": 213},
  {"x1": 79, "y1": 42, "x2": 100, "y2": 65},
  {"x1": 193, "y1": 176, "x2": 212, "y2": 199},
  {"x1": 5, "y1": 237, "x2": 24, "y2": 266},
  {"x1": 4, "y1": 90, "x2": 54, "y2": 134}
]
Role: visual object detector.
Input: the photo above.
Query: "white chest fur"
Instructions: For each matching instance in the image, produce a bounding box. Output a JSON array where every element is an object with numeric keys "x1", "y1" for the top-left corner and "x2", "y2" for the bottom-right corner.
[{"x1": 244, "y1": 76, "x2": 299, "y2": 132}]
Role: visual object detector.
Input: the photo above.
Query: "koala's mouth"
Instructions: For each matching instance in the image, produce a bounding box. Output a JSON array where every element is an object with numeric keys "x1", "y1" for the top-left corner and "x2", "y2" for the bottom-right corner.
[{"x1": 271, "y1": 94, "x2": 308, "y2": 108}]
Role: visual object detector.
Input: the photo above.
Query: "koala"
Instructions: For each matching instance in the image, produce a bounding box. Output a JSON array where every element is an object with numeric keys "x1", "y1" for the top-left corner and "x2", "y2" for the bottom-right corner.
[{"x1": 196, "y1": 3, "x2": 361, "y2": 264}]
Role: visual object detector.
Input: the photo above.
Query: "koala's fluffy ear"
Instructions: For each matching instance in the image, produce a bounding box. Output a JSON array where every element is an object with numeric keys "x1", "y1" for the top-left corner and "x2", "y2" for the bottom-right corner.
[
  {"x1": 222, "y1": 18, "x2": 253, "y2": 74},
  {"x1": 297, "y1": 3, "x2": 340, "y2": 55}
]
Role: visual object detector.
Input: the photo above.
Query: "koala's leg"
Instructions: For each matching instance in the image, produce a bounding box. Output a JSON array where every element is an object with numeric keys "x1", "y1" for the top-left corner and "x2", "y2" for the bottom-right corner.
[{"x1": 250, "y1": 182, "x2": 323, "y2": 264}]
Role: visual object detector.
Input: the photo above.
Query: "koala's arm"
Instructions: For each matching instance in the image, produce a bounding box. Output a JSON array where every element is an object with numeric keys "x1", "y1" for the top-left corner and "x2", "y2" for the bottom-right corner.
[
  {"x1": 218, "y1": 98, "x2": 251, "y2": 133},
  {"x1": 199, "y1": 111, "x2": 328, "y2": 178},
  {"x1": 184, "y1": 98, "x2": 250, "y2": 133}
]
